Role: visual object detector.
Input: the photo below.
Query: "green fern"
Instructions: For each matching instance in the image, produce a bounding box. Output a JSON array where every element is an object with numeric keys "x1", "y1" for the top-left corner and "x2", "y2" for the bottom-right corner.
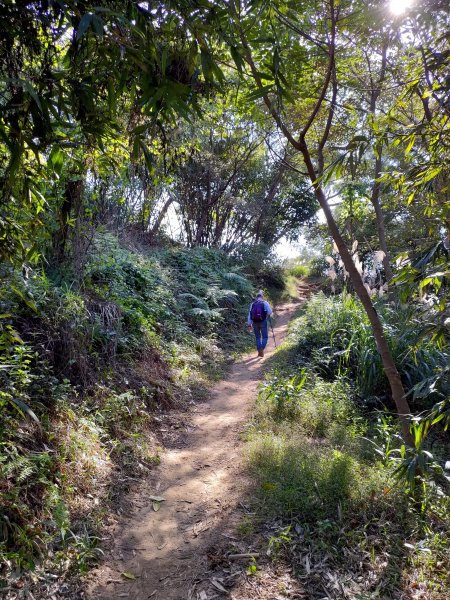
[
  {"x1": 0, "y1": 448, "x2": 36, "y2": 483},
  {"x1": 221, "y1": 271, "x2": 253, "y2": 294},
  {"x1": 205, "y1": 284, "x2": 238, "y2": 307},
  {"x1": 190, "y1": 307, "x2": 223, "y2": 319},
  {"x1": 178, "y1": 293, "x2": 209, "y2": 310},
  {"x1": 16, "y1": 461, "x2": 36, "y2": 484}
]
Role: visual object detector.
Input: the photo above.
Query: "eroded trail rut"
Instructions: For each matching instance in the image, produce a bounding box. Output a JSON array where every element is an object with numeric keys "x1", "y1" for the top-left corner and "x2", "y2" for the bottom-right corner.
[{"x1": 87, "y1": 294, "x2": 305, "y2": 600}]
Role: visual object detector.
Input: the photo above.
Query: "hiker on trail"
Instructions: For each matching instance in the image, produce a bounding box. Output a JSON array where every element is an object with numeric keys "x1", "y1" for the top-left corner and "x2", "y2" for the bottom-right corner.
[{"x1": 247, "y1": 291, "x2": 273, "y2": 357}]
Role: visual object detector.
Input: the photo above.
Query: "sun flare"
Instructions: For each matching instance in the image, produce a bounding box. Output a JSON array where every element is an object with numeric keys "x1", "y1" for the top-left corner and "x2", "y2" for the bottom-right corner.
[{"x1": 389, "y1": 0, "x2": 414, "y2": 15}]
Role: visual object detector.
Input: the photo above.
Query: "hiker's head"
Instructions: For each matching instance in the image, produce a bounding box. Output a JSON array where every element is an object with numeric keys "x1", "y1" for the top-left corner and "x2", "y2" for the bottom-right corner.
[{"x1": 256, "y1": 290, "x2": 264, "y2": 299}]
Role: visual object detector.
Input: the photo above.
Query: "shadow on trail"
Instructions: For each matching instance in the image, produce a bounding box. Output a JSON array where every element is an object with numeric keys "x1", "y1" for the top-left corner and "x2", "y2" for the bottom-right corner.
[
  {"x1": 242, "y1": 356, "x2": 261, "y2": 365},
  {"x1": 86, "y1": 293, "x2": 315, "y2": 600},
  {"x1": 191, "y1": 446, "x2": 411, "y2": 600}
]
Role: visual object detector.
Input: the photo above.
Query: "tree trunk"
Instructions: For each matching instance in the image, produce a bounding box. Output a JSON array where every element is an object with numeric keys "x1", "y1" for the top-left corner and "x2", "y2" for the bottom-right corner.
[
  {"x1": 53, "y1": 178, "x2": 82, "y2": 265},
  {"x1": 367, "y1": 39, "x2": 393, "y2": 281},
  {"x1": 236, "y1": 5, "x2": 413, "y2": 444},
  {"x1": 254, "y1": 215, "x2": 262, "y2": 244},
  {"x1": 195, "y1": 171, "x2": 211, "y2": 246},
  {"x1": 149, "y1": 195, "x2": 174, "y2": 239},
  {"x1": 371, "y1": 151, "x2": 393, "y2": 281},
  {"x1": 302, "y1": 146, "x2": 413, "y2": 444},
  {"x1": 72, "y1": 177, "x2": 89, "y2": 282}
]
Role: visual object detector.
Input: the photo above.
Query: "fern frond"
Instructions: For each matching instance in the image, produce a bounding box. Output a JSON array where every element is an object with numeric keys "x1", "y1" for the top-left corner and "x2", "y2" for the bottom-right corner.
[
  {"x1": 178, "y1": 293, "x2": 209, "y2": 310},
  {"x1": 189, "y1": 308, "x2": 223, "y2": 319},
  {"x1": 221, "y1": 272, "x2": 253, "y2": 294},
  {"x1": 17, "y1": 461, "x2": 36, "y2": 483}
]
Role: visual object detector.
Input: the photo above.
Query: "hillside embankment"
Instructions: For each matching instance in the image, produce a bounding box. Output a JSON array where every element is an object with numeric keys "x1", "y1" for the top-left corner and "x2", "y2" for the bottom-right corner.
[{"x1": 1, "y1": 237, "x2": 290, "y2": 598}]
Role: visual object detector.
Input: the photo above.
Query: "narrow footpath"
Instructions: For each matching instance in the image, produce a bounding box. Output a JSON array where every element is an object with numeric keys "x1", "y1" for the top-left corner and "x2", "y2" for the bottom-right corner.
[{"x1": 87, "y1": 289, "x2": 308, "y2": 600}]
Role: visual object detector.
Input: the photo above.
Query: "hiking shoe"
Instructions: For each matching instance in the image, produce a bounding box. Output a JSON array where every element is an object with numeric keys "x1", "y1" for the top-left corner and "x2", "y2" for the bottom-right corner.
[{"x1": 258, "y1": 349, "x2": 263, "y2": 357}]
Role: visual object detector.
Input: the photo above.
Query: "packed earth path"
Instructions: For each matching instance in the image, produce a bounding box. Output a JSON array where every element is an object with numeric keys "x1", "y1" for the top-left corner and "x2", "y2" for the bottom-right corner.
[{"x1": 85, "y1": 286, "x2": 311, "y2": 600}]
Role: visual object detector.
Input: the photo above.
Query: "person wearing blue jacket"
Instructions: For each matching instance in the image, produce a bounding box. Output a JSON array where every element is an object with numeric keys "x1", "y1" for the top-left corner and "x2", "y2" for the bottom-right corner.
[{"x1": 247, "y1": 291, "x2": 273, "y2": 357}]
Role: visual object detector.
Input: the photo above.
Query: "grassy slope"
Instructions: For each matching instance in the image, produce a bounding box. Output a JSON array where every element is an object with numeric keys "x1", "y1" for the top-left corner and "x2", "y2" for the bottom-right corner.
[
  {"x1": 0, "y1": 234, "x2": 267, "y2": 586},
  {"x1": 243, "y1": 291, "x2": 450, "y2": 599}
]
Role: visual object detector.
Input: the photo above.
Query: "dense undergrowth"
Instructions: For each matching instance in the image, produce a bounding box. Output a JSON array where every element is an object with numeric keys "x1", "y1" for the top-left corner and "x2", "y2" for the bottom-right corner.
[
  {"x1": 245, "y1": 291, "x2": 450, "y2": 599},
  {"x1": 0, "y1": 233, "x2": 284, "y2": 589}
]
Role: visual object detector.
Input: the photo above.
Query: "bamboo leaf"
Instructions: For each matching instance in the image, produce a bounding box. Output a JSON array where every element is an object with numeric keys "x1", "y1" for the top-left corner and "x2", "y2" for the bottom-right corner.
[
  {"x1": 77, "y1": 14, "x2": 94, "y2": 39},
  {"x1": 9, "y1": 398, "x2": 41, "y2": 426}
]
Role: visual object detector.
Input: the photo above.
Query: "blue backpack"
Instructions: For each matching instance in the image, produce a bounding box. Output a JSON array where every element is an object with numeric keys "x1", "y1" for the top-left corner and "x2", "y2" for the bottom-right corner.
[{"x1": 251, "y1": 300, "x2": 267, "y2": 322}]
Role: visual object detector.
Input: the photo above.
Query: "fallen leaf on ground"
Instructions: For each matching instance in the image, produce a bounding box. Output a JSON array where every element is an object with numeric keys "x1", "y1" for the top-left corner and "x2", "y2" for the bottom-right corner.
[
  {"x1": 211, "y1": 578, "x2": 227, "y2": 593},
  {"x1": 305, "y1": 555, "x2": 311, "y2": 574},
  {"x1": 149, "y1": 496, "x2": 166, "y2": 502},
  {"x1": 121, "y1": 572, "x2": 136, "y2": 580}
]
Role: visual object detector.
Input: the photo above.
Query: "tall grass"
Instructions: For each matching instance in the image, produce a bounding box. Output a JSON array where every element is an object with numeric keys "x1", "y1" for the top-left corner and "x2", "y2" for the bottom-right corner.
[
  {"x1": 289, "y1": 291, "x2": 449, "y2": 406},
  {"x1": 247, "y1": 430, "x2": 396, "y2": 521}
]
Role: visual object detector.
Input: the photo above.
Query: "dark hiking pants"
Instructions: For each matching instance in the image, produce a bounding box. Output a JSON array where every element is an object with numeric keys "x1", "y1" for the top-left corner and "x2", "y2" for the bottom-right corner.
[{"x1": 252, "y1": 320, "x2": 268, "y2": 351}]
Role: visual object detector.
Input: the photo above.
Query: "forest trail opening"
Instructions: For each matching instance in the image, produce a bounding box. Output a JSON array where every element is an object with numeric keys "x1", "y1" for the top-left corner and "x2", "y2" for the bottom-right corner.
[{"x1": 86, "y1": 288, "x2": 309, "y2": 600}]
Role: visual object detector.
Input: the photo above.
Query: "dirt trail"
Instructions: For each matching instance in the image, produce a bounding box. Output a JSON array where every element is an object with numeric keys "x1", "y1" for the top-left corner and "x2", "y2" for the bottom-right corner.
[{"x1": 87, "y1": 292, "x2": 306, "y2": 600}]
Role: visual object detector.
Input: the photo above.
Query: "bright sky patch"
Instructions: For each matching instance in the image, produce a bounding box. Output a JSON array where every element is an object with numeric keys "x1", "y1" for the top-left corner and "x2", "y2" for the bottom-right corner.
[{"x1": 389, "y1": 0, "x2": 414, "y2": 15}]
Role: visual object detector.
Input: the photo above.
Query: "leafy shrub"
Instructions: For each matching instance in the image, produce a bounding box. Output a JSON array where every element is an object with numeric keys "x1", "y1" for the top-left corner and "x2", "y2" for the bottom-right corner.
[
  {"x1": 259, "y1": 371, "x2": 356, "y2": 437},
  {"x1": 234, "y1": 243, "x2": 286, "y2": 299},
  {"x1": 308, "y1": 256, "x2": 328, "y2": 277},
  {"x1": 288, "y1": 264, "x2": 310, "y2": 278}
]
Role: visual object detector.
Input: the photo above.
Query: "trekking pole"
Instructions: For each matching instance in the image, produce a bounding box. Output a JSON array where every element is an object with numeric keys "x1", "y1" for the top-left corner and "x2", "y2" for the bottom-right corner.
[{"x1": 269, "y1": 317, "x2": 277, "y2": 348}]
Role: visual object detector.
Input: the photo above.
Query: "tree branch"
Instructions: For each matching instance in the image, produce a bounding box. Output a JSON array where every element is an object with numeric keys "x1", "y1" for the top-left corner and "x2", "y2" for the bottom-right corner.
[
  {"x1": 273, "y1": 6, "x2": 328, "y2": 53},
  {"x1": 234, "y1": 24, "x2": 304, "y2": 151},
  {"x1": 299, "y1": 0, "x2": 338, "y2": 144}
]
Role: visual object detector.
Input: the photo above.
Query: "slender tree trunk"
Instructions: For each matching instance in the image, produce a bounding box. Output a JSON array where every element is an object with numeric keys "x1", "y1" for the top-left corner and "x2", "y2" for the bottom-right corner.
[
  {"x1": 72, "y1": 177, "x2": 90, "y2": 282},
  {"x1": 254, "y1": 215, "x2": 262, "y2": 244},
  {"x1": 195, "y1": 171, "x2": 211, "y2": 246},
  {"x1": 236, "y1": 3, "x2": 413, "y2": 443},
  {"x1": 195, "y1": 207, "x2": 208, "y2": 246},
  {"x1": 53, "y1": 178, "x2": 82, "y2": 265},
  {"x1": 213, "y1": 207, "x2": 231, "y2": 247},
  {"x1": 302, "y1": 147, "x2": 413, "y2": 444},
  {"x1": 149, "y1": 195, "x2": 174, "y2": 238},
  {"x1": 367, "y1": 39, "x2": 393, "y2": 281},
  {"x1": 371, "y1": 151, "x2": 393, "y2": 281}
]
